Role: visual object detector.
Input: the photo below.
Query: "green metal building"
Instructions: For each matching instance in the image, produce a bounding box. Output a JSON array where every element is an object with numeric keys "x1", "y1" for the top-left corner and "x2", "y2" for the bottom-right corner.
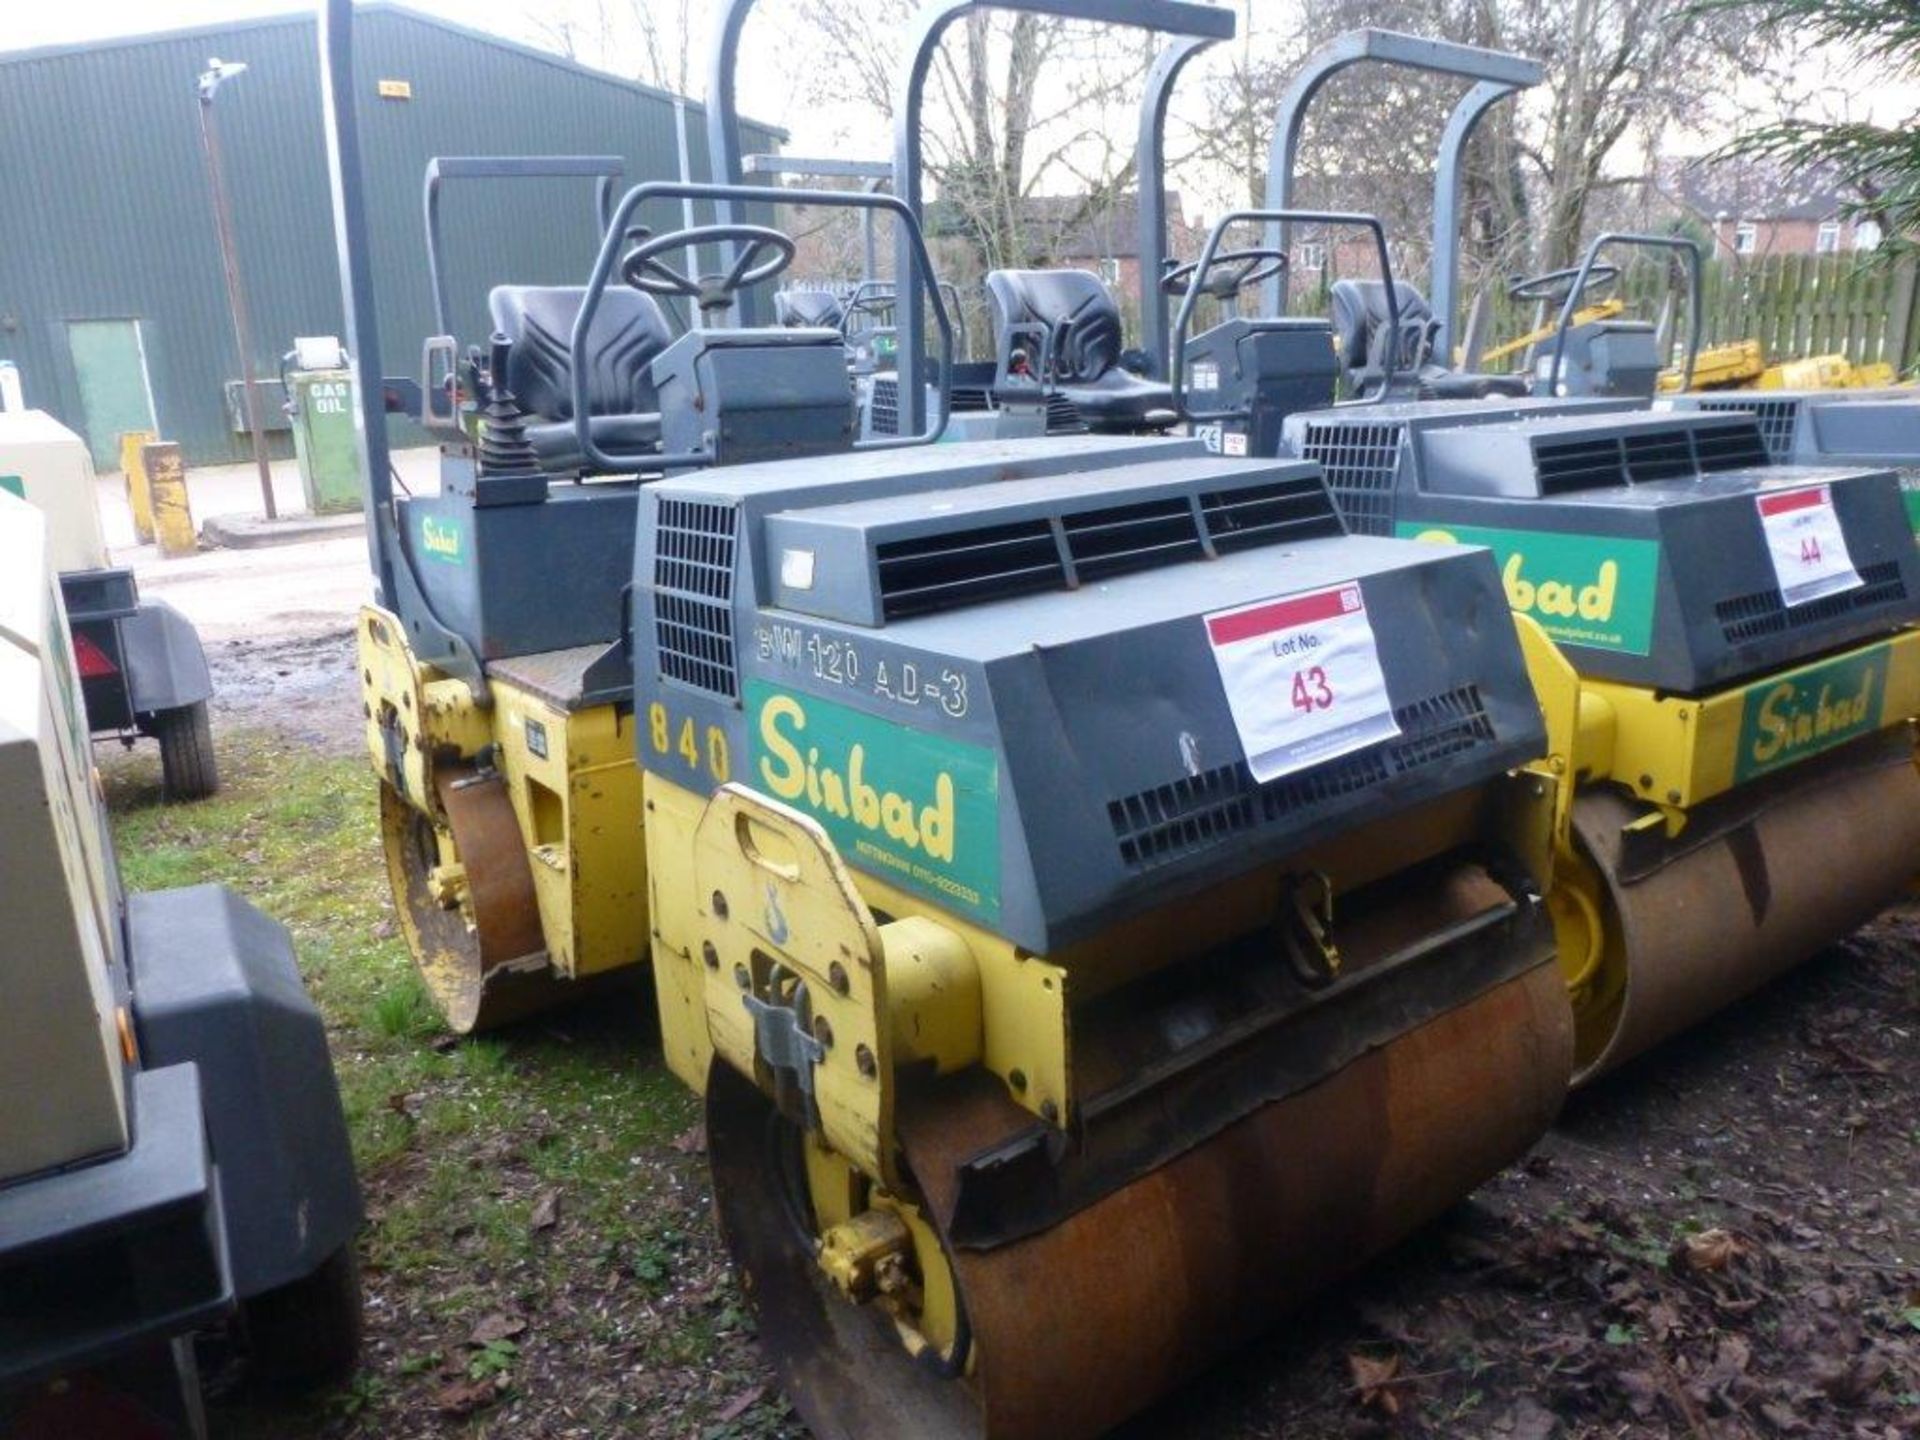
[{"x1": 0, "y1": 4, "x2": 783, "y2": 468}]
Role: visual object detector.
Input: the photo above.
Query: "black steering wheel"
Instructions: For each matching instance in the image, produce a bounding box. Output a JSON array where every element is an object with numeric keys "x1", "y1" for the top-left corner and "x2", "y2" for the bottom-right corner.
[
  {"x1": 620, "y1": 224, "x2": 796, "y2": 316},
  {"x1": 1161, "y1": 248, "x2": 1288, "y2": 300},
  {"x1": 1508, "y1": 262, "x2": 1620, "y2": 306}
]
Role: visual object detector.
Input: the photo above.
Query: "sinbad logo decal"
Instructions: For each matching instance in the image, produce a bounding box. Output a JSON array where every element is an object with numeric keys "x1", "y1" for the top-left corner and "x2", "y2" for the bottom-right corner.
[
  {"x1": 747, "y1": 680, "x2": 1000, "y2": 923},
  {"x1": 1734, "y1": 646, "x2": 1885, "y2": 782},
  {"x1": 1399, "y1": 521, "x2": 1659, "y2": 655},
  {"x1": 418, "y1": 515, "x2": 465, "y2": 564}
]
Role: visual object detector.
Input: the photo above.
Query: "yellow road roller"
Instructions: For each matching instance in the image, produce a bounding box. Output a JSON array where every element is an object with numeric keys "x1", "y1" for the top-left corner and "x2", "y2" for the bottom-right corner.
[
  {"x1": 1279, "y1": 395, "x2": 1920, "y2": 1080},
  {"x1": 325, "y1": 75, "x2": 960, "y2": 1028},
  {"x1": 629, "y1": 424, "x2": 1577, "y2": 1434},
  {"x1": 1167, "y1": 212, "x2": 1920, "y2": 1085}
]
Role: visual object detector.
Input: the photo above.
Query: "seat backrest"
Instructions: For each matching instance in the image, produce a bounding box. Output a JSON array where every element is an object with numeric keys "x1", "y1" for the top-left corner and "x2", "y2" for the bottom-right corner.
[
  {"x1": 487, "y1": 285, "x2": 673, "y2": 422},
  {"x1": 774, "y1": 289, "x2": 846, "y2": 330},
  {"x1": 1329, "y1": 279, "x2": 1434, "y2": 377},
  {"x1": 986, "y1": 269, "x2": 1123, "y2": 384}
]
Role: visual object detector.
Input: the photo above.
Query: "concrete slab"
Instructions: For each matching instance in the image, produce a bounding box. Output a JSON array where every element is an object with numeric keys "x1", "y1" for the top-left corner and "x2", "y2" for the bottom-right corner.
[
  {"x1": 92, "y1": 444, "x2": 442, "y2": 551},
  {"x1": 88, "y1": 444, "x2": 442, "y2": 644},
  {"x1": 201, "y1": 511, "x2": 366, "y2": 549}
]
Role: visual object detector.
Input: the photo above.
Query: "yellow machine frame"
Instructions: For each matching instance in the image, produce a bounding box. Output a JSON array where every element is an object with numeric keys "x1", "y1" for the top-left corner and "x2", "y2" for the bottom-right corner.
[{"x1": 358, "y1": 605, "x2": 647, "y2": 986}]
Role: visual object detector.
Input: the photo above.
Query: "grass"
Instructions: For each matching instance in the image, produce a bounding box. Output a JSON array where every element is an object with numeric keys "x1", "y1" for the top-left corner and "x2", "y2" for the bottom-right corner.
[{"x1": 105, "y1": 734, "x2": 789, "y2": 1438}]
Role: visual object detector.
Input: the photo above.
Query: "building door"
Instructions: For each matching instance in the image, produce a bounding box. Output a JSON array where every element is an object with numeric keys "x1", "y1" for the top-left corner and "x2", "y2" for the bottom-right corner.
[{"x1": 65, "y1": 319, "x2": 158, "y2": 472}]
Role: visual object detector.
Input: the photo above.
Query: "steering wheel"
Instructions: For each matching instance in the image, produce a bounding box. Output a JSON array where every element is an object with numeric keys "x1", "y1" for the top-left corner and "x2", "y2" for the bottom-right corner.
[
  {"x1": 1508, "y1": 262, "x2": 1620, "y2": 306},
  {"x1": 1161, "y1": 248, "x2": 1288, "y2": 300},
  {"x1": 620, "y1": 224, "x2": 795, "y2": 315}
]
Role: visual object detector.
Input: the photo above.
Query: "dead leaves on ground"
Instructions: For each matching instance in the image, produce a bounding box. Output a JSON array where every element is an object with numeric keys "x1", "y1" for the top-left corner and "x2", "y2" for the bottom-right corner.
[{"x1": 1347, "y1": 1351, "x2": 1405, "y2": 1416}]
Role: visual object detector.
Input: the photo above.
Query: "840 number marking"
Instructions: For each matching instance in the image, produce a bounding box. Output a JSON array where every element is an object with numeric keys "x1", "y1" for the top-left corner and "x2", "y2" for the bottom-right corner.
[{"x1": 647, "y1": 702, "x2": 730, "y2": 783}]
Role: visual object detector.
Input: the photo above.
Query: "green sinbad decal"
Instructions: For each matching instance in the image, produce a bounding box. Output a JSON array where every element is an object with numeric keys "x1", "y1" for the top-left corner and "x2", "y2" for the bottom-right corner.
[
  {"x1": 1900, "y1": 474, "x2": 1920, "y2": 537},
  {"x1": 746, "y1": 680, "x2": 1001, "y2": 925},
  {"x1": 1734, "y1": 643, "x2": 1888, "y2": 782},
  {"x1": 0, "y1": 475, "x2": 22, "y2": 499},
  {"x1": 417, "y1": 514, "x2": 465, "y2": 565},
  {"x1": 1397, "y1": 521, "x2": 1660, "y2": 655}
]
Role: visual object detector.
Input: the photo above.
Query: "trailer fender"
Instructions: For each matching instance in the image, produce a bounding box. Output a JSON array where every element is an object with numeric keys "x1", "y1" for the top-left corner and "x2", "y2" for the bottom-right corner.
[
  {"x1": 125, "y1": 885, "x2": 362, "y2": 1299},
  {"x1": 121, "y1": 600, "x2": 212, "y2": 715}
]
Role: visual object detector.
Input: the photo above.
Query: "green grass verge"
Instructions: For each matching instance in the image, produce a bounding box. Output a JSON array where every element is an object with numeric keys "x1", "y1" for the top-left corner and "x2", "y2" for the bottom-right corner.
[{"x1": 106, "y1": 736, "x2": 789, "y2": 1437}]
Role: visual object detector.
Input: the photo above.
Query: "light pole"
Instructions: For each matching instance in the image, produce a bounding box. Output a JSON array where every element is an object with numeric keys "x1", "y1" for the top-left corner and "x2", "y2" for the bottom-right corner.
[{"x1": 198, "y1": 57, "x2": 277, "y2": 519}]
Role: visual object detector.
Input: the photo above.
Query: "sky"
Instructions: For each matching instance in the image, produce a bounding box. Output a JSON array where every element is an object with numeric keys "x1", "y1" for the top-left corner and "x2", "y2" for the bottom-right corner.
[{"x1": 13, "y1": 0, "x2": 1919, "y2": 225}]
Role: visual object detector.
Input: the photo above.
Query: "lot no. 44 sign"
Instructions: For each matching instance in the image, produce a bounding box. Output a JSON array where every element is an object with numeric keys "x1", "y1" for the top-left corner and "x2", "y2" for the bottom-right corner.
[
  {"x1": 1205, "y1": 582, "x2": 1401, "y2": 783},
  {"x1": 1757, "y1": 485, "x2": 1861, "y2": 607}
]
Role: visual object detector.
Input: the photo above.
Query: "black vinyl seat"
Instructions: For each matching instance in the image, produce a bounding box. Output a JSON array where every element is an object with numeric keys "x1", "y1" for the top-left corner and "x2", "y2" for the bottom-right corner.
[
  {"x1": 1330, "y1": 279, "x2": 1530, "y2": 402},
  {"x1": 986, "y1": 269, "x2": 1176, "y2": 432},
  {"x1": 774, "y1": 289, "x2": 846, "y2": 330},
  {"x1": 488, "y1": 285, "x2": 674, "y2": 473}
]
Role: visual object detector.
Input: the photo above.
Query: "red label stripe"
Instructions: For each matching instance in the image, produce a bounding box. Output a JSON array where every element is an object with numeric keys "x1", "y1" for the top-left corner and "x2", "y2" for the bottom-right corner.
[
  {"x1": 1757, "y1": 486, "x2": 1828, "y2": 517},
  {"x1": 1207, "y1": 584, "x2": 1360, "y2": 645}
]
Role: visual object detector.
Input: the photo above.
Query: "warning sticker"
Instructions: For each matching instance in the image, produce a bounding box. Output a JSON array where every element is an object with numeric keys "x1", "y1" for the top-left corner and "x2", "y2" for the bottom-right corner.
[
  {"x1": 1205, "y1": 582, "x2": 1401, "y2": 783},
  {"x1": 1757, "y1": 485, "x2": 1861, "y2": 608}
]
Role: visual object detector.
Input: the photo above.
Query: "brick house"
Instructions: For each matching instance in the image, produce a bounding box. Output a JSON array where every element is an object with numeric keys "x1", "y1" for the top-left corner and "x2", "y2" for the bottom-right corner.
[{"x1": 1673, "y1": 158, "x2": 1886, "y2": 259}]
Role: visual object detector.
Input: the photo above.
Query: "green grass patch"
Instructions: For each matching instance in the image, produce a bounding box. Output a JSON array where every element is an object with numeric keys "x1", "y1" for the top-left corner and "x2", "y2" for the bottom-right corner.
[{"x1": 103, "y1": 735, "x2": 742, "y2": 1436}]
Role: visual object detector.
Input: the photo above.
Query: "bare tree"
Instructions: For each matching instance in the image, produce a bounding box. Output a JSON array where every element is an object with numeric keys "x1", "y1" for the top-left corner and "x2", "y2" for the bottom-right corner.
[
  {"x1": 783, "y1": 0, "x2": 1152, "y2": 278},
  {"x1": 1187, "y1": 0, "x2": 1769, "y2": 287},
  {"x1": 522, "y1": 0, "x2": 698, "y2": 95}
]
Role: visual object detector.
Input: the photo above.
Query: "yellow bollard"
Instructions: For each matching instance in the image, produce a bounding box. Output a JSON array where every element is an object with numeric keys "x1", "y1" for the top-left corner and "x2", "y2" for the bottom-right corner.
[
  {"x1": 142, "y1": 442, "x2": 197, "y2": 558},
  {"x1": 118, "y1": 429, "x2": 158, "y2": 543}
]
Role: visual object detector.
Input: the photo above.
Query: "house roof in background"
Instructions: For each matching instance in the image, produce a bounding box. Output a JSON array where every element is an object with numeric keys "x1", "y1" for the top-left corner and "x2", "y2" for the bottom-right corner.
[{"x1": 1671, "y1": 156, "x2": 1851, "y2": 222}]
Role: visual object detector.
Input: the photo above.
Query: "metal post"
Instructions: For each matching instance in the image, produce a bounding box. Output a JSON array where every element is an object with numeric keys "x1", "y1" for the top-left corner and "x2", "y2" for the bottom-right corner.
[
  {"x1": 1137, "y1": 35, "x2": 1217, "y2": 379},
  {"x1": 744, "y1": 155, "x2": 894, "y2": 287},
  {"x1": 317, "y1": 0, "x2": 394, "y2": 604},
  {"x1": 1260, "y1": 29, "x2": 1541, "y2": 316},
  {"x1": 1430, "y1": 80, "x2": 1525, "y2": 357},
  {"x1": 673, "y1": 97, "x2": 703, "y2": 291},
  {"x1": 893, "y1": 0, "x2": 1233, "y2": 434},
  {"x1": 197, "y1": 62, "x2": 277, "y2": 519},
  {"x1": 706, "y1": 0, "x2": 761, "y2": 324}
]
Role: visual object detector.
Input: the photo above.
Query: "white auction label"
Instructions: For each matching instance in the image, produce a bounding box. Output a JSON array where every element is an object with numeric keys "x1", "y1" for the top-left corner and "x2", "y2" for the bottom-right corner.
[
  {"x1": 1205, "y1": 582, "x2": 1401, "y2": 783},
  {"x1": 1756, "y1": 485, "x2": 1861, "y2": 608}
]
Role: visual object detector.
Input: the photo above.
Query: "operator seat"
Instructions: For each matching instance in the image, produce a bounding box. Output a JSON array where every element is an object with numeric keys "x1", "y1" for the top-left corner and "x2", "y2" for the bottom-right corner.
[
  {"x1": 774, "y1": 289, "x2": 846, "y2": 330},
  {"x1": 487, "y1": 285, "x2": 674, "y2": 474},
  {"x1": 986, "y1": 269, "x2": 1176, "y2": 432},
  {"x1": 1330, "y1": 279, "x2": 1530, "y2": 402}
]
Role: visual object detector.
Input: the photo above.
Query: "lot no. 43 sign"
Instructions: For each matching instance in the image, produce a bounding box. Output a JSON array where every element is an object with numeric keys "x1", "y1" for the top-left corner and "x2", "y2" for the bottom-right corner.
[
  {"x1": 1205, "y1": 582, "x2": 1401, "y2": 783},
  {"x1": 1757, "y1": 485, "x2": 1861, "y2": 608}
]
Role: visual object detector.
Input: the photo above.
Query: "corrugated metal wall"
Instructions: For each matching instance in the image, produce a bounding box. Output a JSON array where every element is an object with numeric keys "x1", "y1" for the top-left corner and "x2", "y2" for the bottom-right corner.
[{"x1": 0, "y1": 4, "x2": 782, "y2": 465}]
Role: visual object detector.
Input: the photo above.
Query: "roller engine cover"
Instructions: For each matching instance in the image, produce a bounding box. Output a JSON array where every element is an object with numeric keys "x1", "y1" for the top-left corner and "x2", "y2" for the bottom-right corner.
[
  {"x1": 635, "y1": 434, "x2": 1545, "y2": 953},
  {"x1": 1284, "y1": 401, "x2": 1920, "y2": 692}
]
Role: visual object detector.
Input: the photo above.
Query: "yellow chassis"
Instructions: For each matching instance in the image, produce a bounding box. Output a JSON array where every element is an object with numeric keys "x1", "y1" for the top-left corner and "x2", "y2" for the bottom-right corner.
[{"x1": 358, "y1": 605, "x2": 647, "y2": 984}]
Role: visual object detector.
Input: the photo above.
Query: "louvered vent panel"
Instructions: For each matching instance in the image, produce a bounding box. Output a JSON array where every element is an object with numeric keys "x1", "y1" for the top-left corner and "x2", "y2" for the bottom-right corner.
[
  {"x1": 1108, "y1": 686, "x2": 1494, "y2": 870},
  {"x1": 652, "y1": 498, "x2": 739, "y2": 698},
  {"x1": 1298, "y1": 419, "x2": 1406, "y2": 536}
]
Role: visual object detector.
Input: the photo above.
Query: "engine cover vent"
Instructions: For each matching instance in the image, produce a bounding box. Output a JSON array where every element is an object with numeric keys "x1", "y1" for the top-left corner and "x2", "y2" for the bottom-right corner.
[
  {"x1": 652, "y1": 497, "x2": 739, "y2": 697},
  {"x1": 1109, "y1": 685, "x2": 1493, "y2": 870},
  {"x1": 870, "y1": 470, "x2": 1343, "y2": 621},
  {"x1": 1715, "y1": 558, "x2": 1907, "y2": 645},
  {"x1": 1690, "y1": 397, "x2": 1801, "y2": 463},
  {"x1": 1296, "y1": 418, "x2": 1407, "y2": 536}
]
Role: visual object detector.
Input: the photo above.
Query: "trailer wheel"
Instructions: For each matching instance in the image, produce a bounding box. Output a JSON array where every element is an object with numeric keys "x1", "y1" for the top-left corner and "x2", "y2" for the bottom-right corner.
[
  {"x1": 238, "y1": 1243, "x2": 363, "y2": 1390},
  {"x1": 154, "y1": 701, "x2": 219, "y2": 801}
]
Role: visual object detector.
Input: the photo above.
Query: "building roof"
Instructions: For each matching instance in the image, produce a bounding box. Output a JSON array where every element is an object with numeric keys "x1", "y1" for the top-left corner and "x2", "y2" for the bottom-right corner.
[
  {"x1": 0, "y1": 1, "x2": 787, "y2": 139},
  {"x1": 1670, "y1": 156, "x2": 1851, "y2": 223},
  {"x1": 1026, "y1": 192, "x2": 1188, "y2": 259},
  {"x1": 925, "y1": 191, "x2": 1191, "y2": 261}
]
